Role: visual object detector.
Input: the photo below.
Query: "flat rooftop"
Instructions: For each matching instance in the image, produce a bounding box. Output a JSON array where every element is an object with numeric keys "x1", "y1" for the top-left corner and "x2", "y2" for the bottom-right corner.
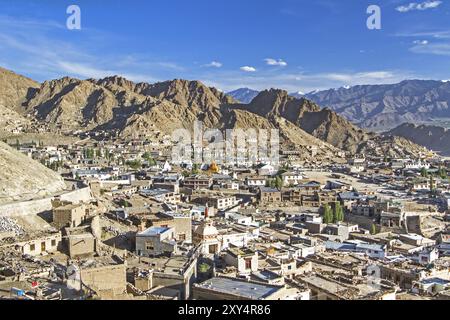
[
  {"x1": 196, "y1": 277, "x2": 281, "y2": 300},
  {"x1": 138, "y1": 226, "x2": 170, "y2": 237}
]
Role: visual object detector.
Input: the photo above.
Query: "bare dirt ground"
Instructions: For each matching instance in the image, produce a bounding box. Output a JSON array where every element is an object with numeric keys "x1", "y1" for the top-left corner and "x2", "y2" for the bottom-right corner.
[{"x1": 304, "y1": 171, "x2": 381, "y2": 193}]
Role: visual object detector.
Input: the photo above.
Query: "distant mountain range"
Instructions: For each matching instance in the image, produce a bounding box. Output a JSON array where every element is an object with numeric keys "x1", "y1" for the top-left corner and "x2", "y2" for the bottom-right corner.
[
  {"x1": 230, "y1": 80, "x2": 450, "y2": 132},
  {"x1": 227, "y1": 88, "x2": 259, "y2": 104},
  {"x1": 0, "y1": 67, "x2": 431, "y2": 160},
  {"x1": 299, "y1": 80, "x2": 450, "y2": 131}
]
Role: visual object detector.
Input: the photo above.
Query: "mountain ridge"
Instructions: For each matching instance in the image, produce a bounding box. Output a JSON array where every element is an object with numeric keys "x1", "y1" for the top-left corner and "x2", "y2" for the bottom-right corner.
[{"x1": 0, "y1": 67, "x2": 431, "y2": 159}]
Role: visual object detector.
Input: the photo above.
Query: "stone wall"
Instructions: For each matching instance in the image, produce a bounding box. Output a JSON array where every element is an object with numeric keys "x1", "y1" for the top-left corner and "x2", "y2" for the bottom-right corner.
[
  {"x1": 0, "y1": 198, "x2": 52, "y2": 218},
  {"x1": 80, "y1": 263, "x2": 127, "y2": 297},
  {"x1": 59, "y1": 187, "x2": 93, "y2": 204},
  {"x1": 0, "y1": 187, "x2": 92, "y2": 218}
]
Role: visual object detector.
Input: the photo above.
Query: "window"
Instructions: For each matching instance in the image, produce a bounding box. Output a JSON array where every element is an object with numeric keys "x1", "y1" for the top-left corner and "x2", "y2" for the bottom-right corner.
[
  {"x1": 51, "y1": 239, "x2": 57, "y2": 247},
  {"x1": 30, "y1": 244, "x2": 35, "y2": 251},
  {"x1": 146, "y1": 242, "x2": 154, "y2": 251},
  {"x1": 245, "y1": 258, "x2": 252, "y2": 270},
  {"x1": 209, "y1": 244, "x2": 218, "y2": 254}
]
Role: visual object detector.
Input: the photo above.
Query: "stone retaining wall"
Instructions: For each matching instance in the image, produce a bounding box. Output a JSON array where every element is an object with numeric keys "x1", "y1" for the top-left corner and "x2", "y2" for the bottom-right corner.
[{"x1": 0, "y1": 187, "x2": 92, "y2": 218}]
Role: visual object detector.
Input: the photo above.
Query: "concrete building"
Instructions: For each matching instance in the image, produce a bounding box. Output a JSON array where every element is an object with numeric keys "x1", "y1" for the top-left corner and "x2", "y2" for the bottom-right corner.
[
  {"x1": 184, "y1": 176, "x2": 213, "y2": 190},
  {"x1": 18, "y1": 233, "x2": 62, "y2": 256},
  {"x1": 259, "y1": 187, "x2": 282, "y2": 204},
  {"x1": 194, "y1": 196, "x2": 239, "y2": 211},
  {"x1": 281, "y1": 172, "x2": 304, "y2": 186},
  {"x1": 193, "y1": 277, "x2": 307, "y2": 300},
  {"x1": 150, "y1": 212, "x2": 192, "y2": 243},
  {"x1": 65, "y1": 226, "x2": 96, "y2": 258},
  {"x1": 246, "y1": 177, "x2": 267, "y2": 187},
  {"x1": 52, "y1": 201, "x2": 89, "y2": 229},
  {"x1": 136, "y1": 227, "x2": 177, "y2": 257},
  {"x1": 224, "y1": 247, "x2": 258, "y2": 275},
  {"x1": 140, "y1": 188, "x2": 180, "y2": 204},
  {"x1": 132, "y1": 253, "x2": 198, "y2": 300},
  {"x1": 79, "y1": 260, "x2": 127, "y2": 299}
]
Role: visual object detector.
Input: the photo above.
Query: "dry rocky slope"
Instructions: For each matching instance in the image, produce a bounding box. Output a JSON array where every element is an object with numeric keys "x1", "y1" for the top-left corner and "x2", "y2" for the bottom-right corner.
[
  {"x1": 0, "y1": 104, "x2": 30, "y2": 132},
  {"x1": 0, "y1": 141, "x2": 66, "y2": 204},
  {"x1": 0, "y1": 67, "x2": 39, "y2": 113},
  {"x1": 389, "y1": 123, "x2": 450, "y2": 156},
  {"x1": 0, "y1": 67, "x2": 431, "y2": 158}
]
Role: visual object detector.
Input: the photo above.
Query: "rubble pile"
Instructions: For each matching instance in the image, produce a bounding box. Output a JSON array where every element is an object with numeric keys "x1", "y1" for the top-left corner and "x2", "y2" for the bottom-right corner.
[
  {"x1": 104, "y1": 225, "x2": 124, "y2": 237},
  {"x1": 0, "y1": 217, "x2": 25, "y2": 236}
]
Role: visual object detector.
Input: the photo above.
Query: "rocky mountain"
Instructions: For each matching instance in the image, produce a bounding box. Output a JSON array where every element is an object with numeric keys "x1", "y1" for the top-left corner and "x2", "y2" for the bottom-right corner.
[
  {"x1": 388, "y1": 123, "x2": 450, "y2": 156},
  {"x1": 301, "y1": 80, "x2": 450, "y2": 131},
  {"x1": 0, "y1": 67, "x2": 430, "y2": 158},
  {"x1": 0, "y1": 141, "x2": 66, "y2": 204},
  {"x1": 227, "y1": 88, "x2": 259, "y2": 104},
  {"x1": 357, "y1": 135, "x2": 431, "y2": 159},
  {"x1": 0, "y1": 105, "x2": 30, "y2": 133},
  {"x1": 24, "y1": 76, "x2": 152, "y2": 131},
  {"x1": 232, "y1": 89, "x2": 373, "y2": 153},
  {"x1": 138, "y1": 79, "x2": 236, "y2": 108},
  {"x1": 0, "y1": 67, "x2": 39, "y2": 114},
  {"x1": 22, "y1": 76, "x2": 239, "y2": 135}
]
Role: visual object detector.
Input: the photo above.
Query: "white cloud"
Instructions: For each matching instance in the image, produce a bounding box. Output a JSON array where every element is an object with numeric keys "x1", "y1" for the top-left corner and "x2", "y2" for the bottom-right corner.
[
  {"x1": 410, "y1": 42, "x2": 450, "y2": 55},
  {"x1": 264, "y1": 58, "x2": 288, "y2": 67},
  {"x1": 203, "y1": 61, "x2": 223, "y2": 68},
  {"x1": 396, "y1": 30, "x2": 450, "y2": 39},
  {"x1": 57, "y1": 61, "x2": 115, "y2": 79},
  {"x1": 55, "y1": 61, "x2": 153, "y2": 82},
  {"x1": 413, "y1": 40, "x2": 429, "y2": 45},
  {"x1": 320, "y1": 71, "x2": 398, "y2": 82},
  {"x1": 0, "y1": 16, "x2": 168, "y2": 83},
  {"x1": 199, "y1": 69, "x2": 416, "y2": 93},
  {"x1": 396, "y1": 1, "x2": 442, "y2": 13},
  {"x1": 240, "y1": 66, "x2": 257, "y2": 72}
]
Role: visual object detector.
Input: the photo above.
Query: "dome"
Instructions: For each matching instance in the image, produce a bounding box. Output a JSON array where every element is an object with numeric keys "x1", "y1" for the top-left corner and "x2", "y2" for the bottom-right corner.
[{"x1": 194, "y1": 222, "x2": 218, "y2": 238}]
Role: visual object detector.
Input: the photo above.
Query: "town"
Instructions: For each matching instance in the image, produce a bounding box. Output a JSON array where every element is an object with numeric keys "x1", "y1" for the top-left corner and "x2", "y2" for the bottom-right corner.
[{"x1": 0, "y1": 130, "x2": 449, "y2": 301}]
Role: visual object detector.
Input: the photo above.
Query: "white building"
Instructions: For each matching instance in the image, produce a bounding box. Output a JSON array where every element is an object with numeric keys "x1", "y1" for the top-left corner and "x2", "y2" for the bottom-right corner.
[
  {"x1": 224, "y1": 247, "x2": 258, "y2": 275},
  {"x1": 135, "y1": 227, "x2": 177, "y2": 257}
]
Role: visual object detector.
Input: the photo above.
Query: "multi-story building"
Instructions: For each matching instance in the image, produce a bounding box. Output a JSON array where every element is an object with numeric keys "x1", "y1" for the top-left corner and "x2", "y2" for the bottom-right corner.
[
  {"x1": 259, "y1": 187, "x2": 282, "y2": 204},
  {"x1": 184, "y1": 175, "x2": 213, "y2": 190}
]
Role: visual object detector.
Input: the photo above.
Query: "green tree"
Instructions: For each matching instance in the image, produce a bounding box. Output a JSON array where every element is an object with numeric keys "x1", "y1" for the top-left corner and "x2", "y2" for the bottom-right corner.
[
  {"x1": 182, "y1": 171, "x2": 191, "y2": 178},
  {"x1": 438, "y1": 167, "x2": 447, "y2": 180},
  {"x1": 420, "y1": 167, "x2": 428, "y2": 178},
  {"x1": 370, "y1": 224, "x2": 377, "y2": 235},
  {"x1": 143, "y1": 152, "x2": 156, "y2": 166},
  {"x1": 199, "y1": 263, "x2": 211, "y2": 274},
  {"x1": 430, "y1": 175, "x2": 436, "y2": 194},
  {"x1": 323, "y1": 204, "x2": 333, "y2": 224},
  {"x1": 192, "y1": 164, "x2": 200, "y2": 175},
  {"x1": 333, "y1": 202, "x2": 345, "y2": 223},
  {"x1": 126, "y1": 160, "x2": 142, "y2": 170},
  {"x1": 275, "y1": 176, "x2": 283, "y2": 190}
]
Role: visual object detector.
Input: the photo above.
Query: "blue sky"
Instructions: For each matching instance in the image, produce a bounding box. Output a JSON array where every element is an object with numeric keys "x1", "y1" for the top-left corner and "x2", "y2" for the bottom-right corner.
[{"x1": 1, "y1": 0, "x2": 450, "y2": 92}]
